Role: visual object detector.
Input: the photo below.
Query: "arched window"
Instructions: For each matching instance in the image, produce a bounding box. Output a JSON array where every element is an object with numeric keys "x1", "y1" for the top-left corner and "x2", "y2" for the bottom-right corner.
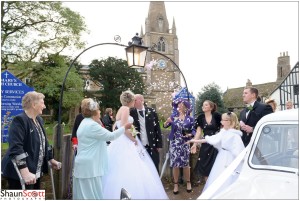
[
  {"x1": 162, "y1": 41, "x2": 165, "y2": 52},
  {"x1": 157, "y1": 37, "x2": 166, "y2": 52},
  {"x1": 158, "y1": 42, "x2": 161, "y2": 51}
]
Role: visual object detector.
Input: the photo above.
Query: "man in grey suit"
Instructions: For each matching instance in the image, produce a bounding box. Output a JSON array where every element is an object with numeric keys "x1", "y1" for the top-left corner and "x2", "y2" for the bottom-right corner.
[
  {"x1": 239, "y1": 87, "x2": 273, "y2": 146},
  {"x1": 130, "y1": 94, "x2": 163, "y2": 173}
]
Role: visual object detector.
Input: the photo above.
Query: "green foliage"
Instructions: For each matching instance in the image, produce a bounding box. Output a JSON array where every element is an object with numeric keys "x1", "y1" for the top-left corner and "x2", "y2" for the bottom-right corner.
[
  {"x1": 29, "y1": 54, "x2": 84, "y2": 121},
  {"x1": 1, "y1": 1, "x2": 88, "y2": 67},
  {"x1": 89, "y1": 57, "x2": 145, "y2": 111},
  {"x1": 195, "y1": 82, "x2": 226, "y2": 115}
]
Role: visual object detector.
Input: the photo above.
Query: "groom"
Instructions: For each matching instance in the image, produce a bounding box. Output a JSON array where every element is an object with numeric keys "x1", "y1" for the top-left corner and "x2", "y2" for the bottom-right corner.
[
  {"x1": 130, "y1": 94, "x2": 163, "y2": 173},
  {"x1": 239, "y1": 87, "x2": 273, "y2": 146}
]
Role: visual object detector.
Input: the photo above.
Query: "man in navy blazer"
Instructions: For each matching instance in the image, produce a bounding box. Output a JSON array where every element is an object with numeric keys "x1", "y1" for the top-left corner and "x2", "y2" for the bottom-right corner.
[
  {"x1": 130, "y1": 94, "x2": 163, "y2": 173},
  {"x1": 239, "y1": 87, "x2": 273, "y2": 146}
]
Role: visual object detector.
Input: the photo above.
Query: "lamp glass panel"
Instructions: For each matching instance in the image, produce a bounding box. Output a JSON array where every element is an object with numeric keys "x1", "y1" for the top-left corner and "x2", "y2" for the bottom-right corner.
[{"x1": 126, "y1": 46, "x2": 134, "y2": 67}]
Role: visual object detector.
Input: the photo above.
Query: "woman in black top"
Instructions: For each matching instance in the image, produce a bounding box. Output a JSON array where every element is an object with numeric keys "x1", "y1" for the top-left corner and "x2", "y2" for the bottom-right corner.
[
  {"x1": 1, "y1": 91, "x2": 61, "y2": 189},
  {"x1": 191, "y1": 100, "x2": 221, "y2": 182}
]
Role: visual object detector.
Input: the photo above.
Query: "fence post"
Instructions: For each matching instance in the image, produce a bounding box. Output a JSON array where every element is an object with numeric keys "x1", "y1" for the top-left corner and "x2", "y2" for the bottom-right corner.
[
  {"x1": 159, "y1": 130, "x2": 172, "y2": 179},
  {"x1": 52, "y1": 124, "x2": 64, "y2": 199}
]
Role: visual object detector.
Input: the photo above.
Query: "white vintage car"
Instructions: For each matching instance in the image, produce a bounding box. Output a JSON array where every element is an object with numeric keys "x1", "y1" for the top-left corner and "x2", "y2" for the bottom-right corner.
[{"x1": 199, "y1": 109, "x2": 299, "y2": 199}]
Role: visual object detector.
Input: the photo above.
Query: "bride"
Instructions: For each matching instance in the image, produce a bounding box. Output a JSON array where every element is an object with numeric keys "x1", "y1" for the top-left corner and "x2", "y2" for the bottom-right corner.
[{"x1": 102, "y1": 90, "x2": 168, "y2": 199}]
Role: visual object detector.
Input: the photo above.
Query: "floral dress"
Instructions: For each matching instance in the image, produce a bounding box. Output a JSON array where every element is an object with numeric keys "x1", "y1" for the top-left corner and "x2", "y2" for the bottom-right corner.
[{"x1": 167, "y1": 116, "x2": 195, "y2": 167}]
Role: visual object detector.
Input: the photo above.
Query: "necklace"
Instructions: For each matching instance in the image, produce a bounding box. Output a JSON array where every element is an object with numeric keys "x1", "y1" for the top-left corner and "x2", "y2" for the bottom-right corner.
[{"x1": 33, "y1": 119, "x2": 45, "y2": 157}]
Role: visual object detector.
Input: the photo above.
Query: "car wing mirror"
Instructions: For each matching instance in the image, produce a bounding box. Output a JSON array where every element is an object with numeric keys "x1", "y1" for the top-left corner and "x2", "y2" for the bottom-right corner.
[{"x1": 120, "y1": 188, "x2": 131, "y2": 200}]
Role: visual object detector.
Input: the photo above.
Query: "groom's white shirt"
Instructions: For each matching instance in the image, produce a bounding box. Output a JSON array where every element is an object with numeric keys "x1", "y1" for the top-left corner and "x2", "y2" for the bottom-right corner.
[{"x1": 138, "y1": 107, "x2": 149, "y2": 146}]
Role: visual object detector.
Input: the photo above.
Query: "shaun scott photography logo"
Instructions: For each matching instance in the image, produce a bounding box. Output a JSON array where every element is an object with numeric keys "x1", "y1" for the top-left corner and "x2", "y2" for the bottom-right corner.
[{"x1": 0, "y1": 190, "x2": 45, "y2": 200}]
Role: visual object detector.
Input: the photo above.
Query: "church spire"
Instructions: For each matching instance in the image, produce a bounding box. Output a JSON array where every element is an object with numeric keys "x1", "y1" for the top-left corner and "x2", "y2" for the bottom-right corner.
[
  {"x1": 172, "y1": 17, "x2": 176, "y2": 34},
  {"x1": 140, "y1": 25, "x2": 144, "y2": 37},
  {"x1": 147, "y1": 1, "x2": 169, "y2": 33}
]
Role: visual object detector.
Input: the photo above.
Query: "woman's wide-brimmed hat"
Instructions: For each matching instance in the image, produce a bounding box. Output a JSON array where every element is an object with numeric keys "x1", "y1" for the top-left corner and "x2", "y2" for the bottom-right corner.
[{"x1": 172, "y1": 98, "x2": 192, "y2": 115}]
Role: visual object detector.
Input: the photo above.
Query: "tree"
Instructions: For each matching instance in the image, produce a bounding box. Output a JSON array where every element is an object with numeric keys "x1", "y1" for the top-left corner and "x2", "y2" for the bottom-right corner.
[
  {"x1": 195, "y1": 82, "x2": 226, "y2": 115},
  {"x1": 89, "y1": 57, "x2": 145, "y2": 111},
  {"x1": 30, "y1": 54, "x2": 84, "y2": 121},
  {"x1": 1, "y1": 1, "x2": 87, "y2": 67}
]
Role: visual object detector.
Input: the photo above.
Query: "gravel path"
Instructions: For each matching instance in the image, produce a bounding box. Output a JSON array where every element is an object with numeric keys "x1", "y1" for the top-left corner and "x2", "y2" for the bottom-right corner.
[{"x1": 162, "y1": 178, "x2": 204, "y2": 200}]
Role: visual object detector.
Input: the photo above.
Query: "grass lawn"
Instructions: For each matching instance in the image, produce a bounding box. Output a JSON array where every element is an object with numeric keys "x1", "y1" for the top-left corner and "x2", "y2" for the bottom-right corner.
[{"x1": 1, "y1": 123, "x2": 72, "y2": 154}]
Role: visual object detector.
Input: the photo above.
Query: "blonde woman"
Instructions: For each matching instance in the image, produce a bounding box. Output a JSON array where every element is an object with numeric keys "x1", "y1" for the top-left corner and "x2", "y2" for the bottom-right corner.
[
  {"x1": 73, "y1": 98, "x2": 132, "y2": 199},
  {"x1": 187, "y1": 112, "x2": 245, "y2": 193},
  {"x1": 102, "y1": 90, "x2": 168, "y2": 199}
]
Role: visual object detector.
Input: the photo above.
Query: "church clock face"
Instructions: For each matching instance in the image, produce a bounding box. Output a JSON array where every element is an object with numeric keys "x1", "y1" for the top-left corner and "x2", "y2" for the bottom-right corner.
[{"x1": 157, "y1": 59, "x2": 166, "y2": 68}]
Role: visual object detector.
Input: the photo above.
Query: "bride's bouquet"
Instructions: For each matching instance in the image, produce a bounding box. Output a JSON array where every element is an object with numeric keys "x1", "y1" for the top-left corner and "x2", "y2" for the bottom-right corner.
[{"x1": 131, "y1": 125, "x2": 138, "y2": 138}]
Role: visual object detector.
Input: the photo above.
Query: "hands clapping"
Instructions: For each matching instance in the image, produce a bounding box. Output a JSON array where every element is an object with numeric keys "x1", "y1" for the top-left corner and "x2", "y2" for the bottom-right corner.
[{"x1": 240, "y1": 121, "x2": 253, "y2": 134}]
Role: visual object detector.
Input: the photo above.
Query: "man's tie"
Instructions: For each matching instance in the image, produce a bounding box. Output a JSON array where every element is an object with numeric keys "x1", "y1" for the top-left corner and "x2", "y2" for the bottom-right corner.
[{"x1": 138, "y1": 110, "x2": 144, "y2": 118}]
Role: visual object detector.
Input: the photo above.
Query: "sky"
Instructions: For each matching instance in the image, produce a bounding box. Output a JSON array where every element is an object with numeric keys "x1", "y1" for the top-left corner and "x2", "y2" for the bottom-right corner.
[{"x1": 63, "y1": 1, "x2": 299, "y2": 96}]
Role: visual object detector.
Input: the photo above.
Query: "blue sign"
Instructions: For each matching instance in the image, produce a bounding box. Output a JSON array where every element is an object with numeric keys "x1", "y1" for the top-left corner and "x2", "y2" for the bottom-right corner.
[{"x1": 1, "y1": 70, "x2": 34, "y2": 143}]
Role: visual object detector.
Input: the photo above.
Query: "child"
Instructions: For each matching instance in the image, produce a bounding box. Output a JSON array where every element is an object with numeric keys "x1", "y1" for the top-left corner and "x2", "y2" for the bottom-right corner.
[{"x1": 187, "y1": 112, "x2": 245, "y2": 193}]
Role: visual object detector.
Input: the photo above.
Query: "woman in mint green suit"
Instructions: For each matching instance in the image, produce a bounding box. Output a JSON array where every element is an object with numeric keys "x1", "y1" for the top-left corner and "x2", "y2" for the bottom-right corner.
[{"x1": 73, "y1": 98, "x2": 132, "y2": 200}]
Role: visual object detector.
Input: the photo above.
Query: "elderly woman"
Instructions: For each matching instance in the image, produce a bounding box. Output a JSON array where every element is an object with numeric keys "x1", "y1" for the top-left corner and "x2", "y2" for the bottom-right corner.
[
  {"x1": 73, "y1": 98, "x2": 132, "y2": 200},
  {"x1": 163, "y1": 98, "x2": 196, "y2": 194},
  {"x1": 1, "y1": 91, "x2": 61, "y2": 189}
]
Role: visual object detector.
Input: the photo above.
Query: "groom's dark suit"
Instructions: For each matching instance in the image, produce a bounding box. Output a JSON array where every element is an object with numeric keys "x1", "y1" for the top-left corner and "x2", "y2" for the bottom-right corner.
[
  {"x1": 130, "y1": 107, "x2": 162, "y2": 172},
  {"x1": 240, "y1": 101, "x2": 273, "y2": 146}
]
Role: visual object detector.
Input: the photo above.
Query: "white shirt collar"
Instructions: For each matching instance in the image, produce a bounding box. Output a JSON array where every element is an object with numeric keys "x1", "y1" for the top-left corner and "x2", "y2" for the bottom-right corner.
[
  {"x1": 138, "y1": 107, "x2": 145, "y2": 111},
  {"x1": 248, "y1": 101, "x2": 255, "y2": 107}
]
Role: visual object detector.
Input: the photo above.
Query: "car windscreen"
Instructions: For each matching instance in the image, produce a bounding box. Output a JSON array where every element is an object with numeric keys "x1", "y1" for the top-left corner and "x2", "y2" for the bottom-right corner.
[{"x1": 250, "y1": 123, "x2": 298, "y2": 171}]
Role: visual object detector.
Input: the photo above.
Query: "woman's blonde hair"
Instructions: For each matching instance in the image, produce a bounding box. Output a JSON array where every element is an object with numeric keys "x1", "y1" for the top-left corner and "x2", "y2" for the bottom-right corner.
[
  {"x1": 22, "y1": 91, "x2": 45, "y2": 110},
  {"x1": 222, "y1": 112, "x2": 240, "y2": 130},
  {"x1": 81, "y1": 98, "x2": 99, "y2": 117},
  {"x1": 120, "y1": 90, "x2": 135, "y2": 106}
]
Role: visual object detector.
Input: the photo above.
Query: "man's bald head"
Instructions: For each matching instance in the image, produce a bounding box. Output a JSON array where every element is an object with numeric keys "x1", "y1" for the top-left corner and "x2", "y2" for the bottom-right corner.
[{"x1": 134, "y1": 94, "x2": 144, "y2": 109}]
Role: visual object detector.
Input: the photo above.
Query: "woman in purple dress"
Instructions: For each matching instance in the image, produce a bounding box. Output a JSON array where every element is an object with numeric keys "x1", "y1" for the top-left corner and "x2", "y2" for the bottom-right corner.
[{"x1": 163, "y1": 99, "x2": 196, "y2": 195}]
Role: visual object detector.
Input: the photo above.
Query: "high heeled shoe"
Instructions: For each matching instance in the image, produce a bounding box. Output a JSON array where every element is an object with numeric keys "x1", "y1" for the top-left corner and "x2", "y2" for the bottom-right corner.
[
  {"x1": 186, "y1": 181, "x2": 192, "y2": 193},
  {"x1": 173, "y1": 182, "x2": 179, "y2": 194}
]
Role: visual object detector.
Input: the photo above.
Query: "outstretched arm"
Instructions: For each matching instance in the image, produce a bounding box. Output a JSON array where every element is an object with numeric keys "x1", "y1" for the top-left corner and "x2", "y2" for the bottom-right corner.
[
  {"x1": 190, "y1": 126, "x2": 203, "y2": 153},
  {"x1": 188, "y1": 138, "x2": 207, "y2": 144}
]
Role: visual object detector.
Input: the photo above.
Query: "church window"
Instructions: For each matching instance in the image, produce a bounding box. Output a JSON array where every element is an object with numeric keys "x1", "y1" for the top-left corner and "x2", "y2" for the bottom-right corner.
[
  {"x1": 162, "y1": 42, "x2": 165, "y2": 52},
  {"x1": 157, "y1": 37, "x2": 166, "y2": 52}
]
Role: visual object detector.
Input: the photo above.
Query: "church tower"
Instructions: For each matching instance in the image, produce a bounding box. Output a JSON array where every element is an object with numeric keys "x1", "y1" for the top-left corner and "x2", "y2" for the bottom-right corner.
[
  {"x1": 277, "y1": 51, "x2": 291, "y2": 82},
  {"x1": 140, "y1": 1, "x2": 180, "y2": 118}
]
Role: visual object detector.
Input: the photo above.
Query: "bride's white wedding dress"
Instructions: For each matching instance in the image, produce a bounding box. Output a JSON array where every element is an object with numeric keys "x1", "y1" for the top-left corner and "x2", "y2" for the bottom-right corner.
[{"x1": 102, "y1": 116, "x2": 168, "y2": 199}]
